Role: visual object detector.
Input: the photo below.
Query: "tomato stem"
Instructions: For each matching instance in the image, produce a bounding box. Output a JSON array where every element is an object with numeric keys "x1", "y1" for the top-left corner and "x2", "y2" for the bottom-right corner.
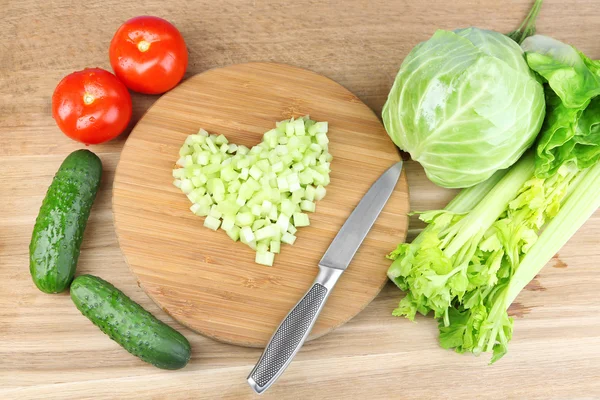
[
  {"x1": 83, "y1": 93, "x2": 95, "y2": 105},
  {"x1": 137, "y1": 40, "x2": 151, "y2": 52}
]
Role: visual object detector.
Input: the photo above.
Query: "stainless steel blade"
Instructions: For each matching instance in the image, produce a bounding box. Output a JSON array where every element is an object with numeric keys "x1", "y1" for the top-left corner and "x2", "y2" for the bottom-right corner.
[{"x1": 319, "y1": 161, "x2": 403, "y2": 270}]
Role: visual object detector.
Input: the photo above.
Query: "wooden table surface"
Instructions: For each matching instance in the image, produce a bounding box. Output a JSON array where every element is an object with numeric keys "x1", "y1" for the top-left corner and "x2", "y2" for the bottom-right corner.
[{"x1": 1, "y1": 0, "x2": 599, "y2": 399}]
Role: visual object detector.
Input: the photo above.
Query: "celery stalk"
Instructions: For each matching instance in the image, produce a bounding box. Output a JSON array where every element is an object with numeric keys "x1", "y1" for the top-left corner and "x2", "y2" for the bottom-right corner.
[{"x1": 507, "y1": 162, "x2": 600, "y2": 304}]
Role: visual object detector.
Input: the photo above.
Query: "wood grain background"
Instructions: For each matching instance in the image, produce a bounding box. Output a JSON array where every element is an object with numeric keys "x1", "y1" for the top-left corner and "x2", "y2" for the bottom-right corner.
[{"x1": 1, "y1": 0, "x2": 599, "y2": 399}]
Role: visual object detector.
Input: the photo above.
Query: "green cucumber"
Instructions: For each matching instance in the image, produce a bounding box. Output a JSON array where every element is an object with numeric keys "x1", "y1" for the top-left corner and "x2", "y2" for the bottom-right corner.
[
  {"x1": 29, "y1": 150, "x2": 102, "y2": 293},
  {"x1": 70, "y1": 275, "x2": 191, "y2": 370}
]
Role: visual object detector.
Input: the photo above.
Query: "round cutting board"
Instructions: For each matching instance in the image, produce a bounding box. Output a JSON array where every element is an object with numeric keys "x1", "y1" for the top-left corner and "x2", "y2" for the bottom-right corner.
[{"x1": 113, "y1": 63, "x2": 409, "y2": 347}]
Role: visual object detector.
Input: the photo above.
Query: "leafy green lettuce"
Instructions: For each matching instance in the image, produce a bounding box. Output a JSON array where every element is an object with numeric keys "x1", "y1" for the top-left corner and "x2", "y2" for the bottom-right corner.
[{"x1": 522, "y1": 35, "x2": 600, "y2": 176}]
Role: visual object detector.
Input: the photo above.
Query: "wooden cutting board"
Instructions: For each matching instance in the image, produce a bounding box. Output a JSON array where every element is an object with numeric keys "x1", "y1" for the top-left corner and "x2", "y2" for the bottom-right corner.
[{"x1": 113, "y1": 62, "x2": 409, "y2": 347}]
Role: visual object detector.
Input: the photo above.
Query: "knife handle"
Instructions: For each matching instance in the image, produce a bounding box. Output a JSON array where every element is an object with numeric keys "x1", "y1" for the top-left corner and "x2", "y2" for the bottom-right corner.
[{"x1": 247, "y1": 265, "x2": 343, "y2": 394}]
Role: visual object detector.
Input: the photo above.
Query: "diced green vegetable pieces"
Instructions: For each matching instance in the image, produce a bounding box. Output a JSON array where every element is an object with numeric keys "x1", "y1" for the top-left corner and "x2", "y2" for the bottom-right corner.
[
  {"x1": 255, "y1": 225, "x2": 279, "y2": 241},
  {"x1": 281, "y1": 232, "x2": 296, "y2": 245},
  {"x1": 226, "y1": 226, "x2": 240, "y2": 241},
  {"x1": 235, "y1": 212, "x2": 255, "y2": 227},
  {"x1": 173, "y1": 117, "x2": 332, "y2": 265},
  {"x1": 180, "y1": 179, "x2": 193, "y2": 194},
  {"x1": 293, "y1": 213, "x2": 310, "y2": 227},
  {"x1": 270, "y1": 240, "x2": 280, "y2": 254},
  {"x1": 203, "y1": 215, "x2": 221, "y2": 231},
  {"x1": 315, "y1": 185, "x2": 327, "y2": 201},
  {"x1": 300, "y1": 200, "x2": 316, "y2": 212},
  {"x1": 255, "y1": 251, "x2": 275, "y2": 266},
  {"x1": 221, "y1": 215, "x2": 235, "y2": 231},
  {"x1": 209, "y1": 205, "x2": 222, "y2": 219},
  {"x1": 240, "y1": 226, "x2": 255, "y2": 243}
]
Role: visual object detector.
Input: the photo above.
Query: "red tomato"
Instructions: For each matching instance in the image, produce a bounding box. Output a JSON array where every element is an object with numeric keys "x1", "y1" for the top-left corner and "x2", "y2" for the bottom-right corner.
[
  {"x1": 109, "y1": 16, "x2": 188, "y2": 94},
  {"x1": 52, "y1": 68, "x2": 132, "y2": 145}
]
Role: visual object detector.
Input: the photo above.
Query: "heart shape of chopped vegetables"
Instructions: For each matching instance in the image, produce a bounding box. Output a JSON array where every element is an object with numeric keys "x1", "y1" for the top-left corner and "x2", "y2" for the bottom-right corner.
[{"x1": 173, "y1": 116, "x2": 331, "y2": 266}]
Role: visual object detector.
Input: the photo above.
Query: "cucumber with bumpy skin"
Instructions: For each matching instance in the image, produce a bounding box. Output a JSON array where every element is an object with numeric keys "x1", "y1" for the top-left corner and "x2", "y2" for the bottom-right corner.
[
  {"x1": 29, "y1": 150, "x2": 102, "y2": 293},
  {"x1": 70, "y1": 275, "x2": 191, "y2": 370}
]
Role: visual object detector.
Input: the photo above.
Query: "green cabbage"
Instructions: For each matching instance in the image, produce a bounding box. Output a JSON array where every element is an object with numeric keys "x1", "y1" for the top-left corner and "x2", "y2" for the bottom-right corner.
[{"x1": 382, "y1": 28, "x2": 546, "y2": 188}]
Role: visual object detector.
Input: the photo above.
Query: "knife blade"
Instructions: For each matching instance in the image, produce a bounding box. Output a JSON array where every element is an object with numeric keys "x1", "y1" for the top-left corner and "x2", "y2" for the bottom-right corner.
[
  {"x1": 319, "y1": 161, "x2": 404, "y2": 270},
  {"x1": 247, "y1": 161, "x2": 403, "y2": 394}
]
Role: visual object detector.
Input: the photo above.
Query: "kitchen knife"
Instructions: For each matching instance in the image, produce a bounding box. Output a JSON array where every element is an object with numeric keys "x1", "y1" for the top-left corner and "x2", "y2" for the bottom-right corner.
[{"x1": 247, "y1": 161, "x2": 403, "y2": 394}]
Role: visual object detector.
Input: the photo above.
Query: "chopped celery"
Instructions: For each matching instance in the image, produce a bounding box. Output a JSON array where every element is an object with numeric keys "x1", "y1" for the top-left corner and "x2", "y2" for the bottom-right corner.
[
  {"x1": 190, "y1": 203, "x2": 203, "y2": 216},
  {"x1": 196, "y1": 151, "x2": 210, "y2": 165},
  {"x1": 209, "y1": 205, "x2": 222, "y2": 219},
  {"x1": 291, "y1": 188, "x2": 305, "y2": 203},
  {"x1": 280, "y1": 199, "x2": 296, "y2": 217},
  {"x1": 298, "y1": 170, "x2": 313, "y2": 185},
  {"x1": 217, "y1": 200, "x2": 239, "y2": 216},
  {"x1": 227, "y1": 179, "x2": 241, "y2": 194},
  {"x1": 285, "y1": 121, "x2": 295, "y2": 136},
  {"x1": 226, "y1": 226, "x2": 240, "y2": 241},
  {"x1": 236, "y1": 145, "x2": 249, "y2": 155},
  {"x1": 235, "y1": 212, "x2": 255, "y2": 227},
  {"x1": 315, "y1": 185, "x2": 326, "y2": 201},
  {"x1": 293, "y1": 213, "x2": 310, "y2": 227},
  {"x1": 257, "y1": 159, "x2": 270, "y2": 172},
  {"x1": 180, "y1": 144, "x2": 192, "y2": 156},
  {"x1": 174, "y1": 117, "x2": 331, "y2": 265},
  {"x1": 191, "y1": 175, "x2": 207, "y2": 187},
  {"x1": 249, "y1": 165, "x2": 263, "y2": 180},
  {"x1": 204, "y1": 215, "x2": 221, "y2": 231},
  {"x1": 215, "y1": 134, "x2": 228, "y2": 145},
  {"x1": 277, "y1": 177, "x2": 289, "y2": 192},
  {"x1": 293, "y1": 119, "x2": 305, "y2": 135},
  {"x1": 251, "y1": 204, "x2": 262, "y2": 217},
  {"x1": 289, "y1": 181, "x2": 301, "y2": 192},
  {"x1": 252, "y1": 219, "x2": 267, "y2": 231},
  {"x1": 300, "y1": 200, "x2": 315, "y2": 212},
  {"x1": 255, "y1": 251, "x2": 275, "y2": 266},
  {"x1": 220, "y1": 165, "x2": 238, "y2": 182},
  {"x1": 272, "y1": 161, "x2": 284, "y2": 173},
  {"x1": 202, "y1": 164, "x2": 221, "y2": 175},
  {"x1": 270, "y1": 240, "x2": 281, "y2": 254},
  {"x1": 189, "y1": 187, "x2": 207, "y2": 202},
  {"x1": 173, "y1": 168, "x2": 186, "y2": 179},
  {"x1": 314, "y1": 121, "x2": 328, "y2": 133},
  {"x1": 221, "y1": 215, "x2": 235, "y2": 231},
  {"x1": 261, "y1": 200, "x2": 273, "y2": 215},
  {"x1": 305, "y1": 185, "x2": 316, "y2": 201},
  {"x1": 240, "y1": 226, "x2": 255, "y2": 243},
  {"x1": 209, "y1": 153, "x2": 222, "y2": 165},
  {"x1": 257, "y1": 241, "x2": 270, "y2": 253},
  {"x1": 205, "y1": 136, "x2": 218, "y2": 154},
  {"x1": 180, "y1": 179, "x2": 193, "y2": 194},
  {"x1": 276, "y1": 213, "x2": 290, "y2": 232},
  {"x1": 316, "y1": 133, "x2": 329, "y2": 147},
  {"x1": 255, "y1": 225, "x2": 279, "y2": 241},
  {"x1": 281, "y1": 232, "x2": 296, "y2": 245},
  {"x1": 207, "y1": 178, "x2": 225, "y2": 196}
]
